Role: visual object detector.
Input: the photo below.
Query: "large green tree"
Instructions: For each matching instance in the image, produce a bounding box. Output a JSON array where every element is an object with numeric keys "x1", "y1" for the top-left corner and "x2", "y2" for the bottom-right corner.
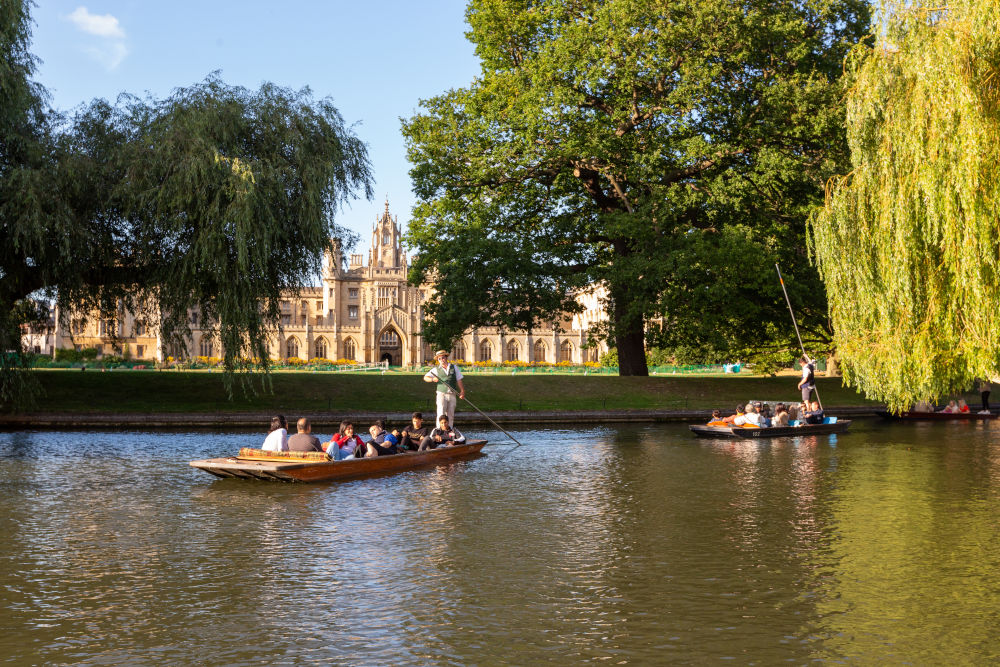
[
  {"x1": 810, "y1": 0, "x2": 1000, "y2": 409},
  {"x1": 0, "y1": 1, "x2": 372, "y2": 407},
  {"x1": 403, "y1": 0, "x2": 868, "y2": 374}
]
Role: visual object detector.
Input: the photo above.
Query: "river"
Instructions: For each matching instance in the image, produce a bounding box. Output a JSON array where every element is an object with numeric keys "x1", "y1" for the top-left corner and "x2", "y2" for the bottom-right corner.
[{"x1": 1, "y1": 419, "x2": 998, "y2": 664}]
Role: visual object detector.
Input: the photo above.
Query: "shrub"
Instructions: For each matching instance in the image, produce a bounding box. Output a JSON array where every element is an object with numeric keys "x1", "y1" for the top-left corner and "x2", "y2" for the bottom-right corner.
[{"x1": 599, "y1": 348, "x2": 618, "y2": 368}]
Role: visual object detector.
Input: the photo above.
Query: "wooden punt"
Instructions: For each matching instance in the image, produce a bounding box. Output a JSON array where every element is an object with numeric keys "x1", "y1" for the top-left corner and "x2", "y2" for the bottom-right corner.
[
  {"x1": 689, "y1": 420, "x2": 851, "y2": 439},
  {"x1": 190, "y1": 439, "x2": 487, "y2": 482},
  {"x1": 876, "y1": 410, "x2": 997, "y2": 421}
]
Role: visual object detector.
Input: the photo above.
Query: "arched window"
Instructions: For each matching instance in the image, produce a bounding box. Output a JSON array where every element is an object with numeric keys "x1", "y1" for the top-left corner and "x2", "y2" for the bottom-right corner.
[
  {"x1": 452, "y1": 341, "x2": 466, "y2": 361},
  {"x1": 380, "y1": 329, "x2": 400, "y2": 348},
  {"x1": 314, "y1": 337, "x2": 327, "y2": 360},
  {"x1": 286, "y1": 337, "x2": 299, "y2": 359},
  {"x1": 534, "y1": 340, "x2": 547, "y2": 363},
  {"x1": 199, "y1": 338, "x2": 214, "y2": 357},
  {"x1": 560, "y1": 340, "x2": 573, "y2": 363},
  {"x1": 344, "y1": 338, "x2": 356, "y2": 361},
  {"x1": 506, "y1": 339, "x2": 519, "y2": 361},
  {"x1": 479, "y1": 339, "x2": 493, "y2": 362}
]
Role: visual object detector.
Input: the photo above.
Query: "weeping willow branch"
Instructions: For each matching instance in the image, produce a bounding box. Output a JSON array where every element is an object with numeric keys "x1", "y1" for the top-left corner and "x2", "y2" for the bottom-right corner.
[{"x1": 810, "y1": 0, "x2": 1000, "y2": 410}]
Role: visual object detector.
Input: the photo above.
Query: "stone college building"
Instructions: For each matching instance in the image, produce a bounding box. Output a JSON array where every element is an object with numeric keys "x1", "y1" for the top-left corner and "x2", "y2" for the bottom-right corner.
[{"x1": 36, "y1": 202, "x2": 609, "y2": 366}]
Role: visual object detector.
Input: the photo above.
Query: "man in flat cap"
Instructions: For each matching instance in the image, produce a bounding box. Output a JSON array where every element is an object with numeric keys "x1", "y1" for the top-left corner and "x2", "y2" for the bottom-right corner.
[{"x1": 423, "y1": 349, "x2": 466, "y2": 427}]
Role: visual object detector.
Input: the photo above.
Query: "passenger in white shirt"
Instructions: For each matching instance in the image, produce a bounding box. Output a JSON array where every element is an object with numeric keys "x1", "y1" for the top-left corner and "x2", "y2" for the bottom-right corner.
[{"x1": 261, "y1": 415, "x2": 288, "y2": 451}]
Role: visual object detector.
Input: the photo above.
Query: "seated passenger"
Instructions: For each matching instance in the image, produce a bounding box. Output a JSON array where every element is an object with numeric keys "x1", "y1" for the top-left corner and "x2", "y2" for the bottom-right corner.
[
  {"x1": 723, "y1": 404, "x2": 745, "y2": 425},
  {"x1": 758, "y1": 404, "x2": 772, "y2": 428},
  {"x1": 707, "y1": 409, "x2": 728, "y2": 426},
  {"x1": 326, "y1": 421, "x2": 367, "y2": 460},
  {"x1": 804, "y1": 400, "x2": 825, "y2": 424},
  {"x1": 958, "y1": 398, "x2": 970, "y2": 413},
  {"x1": 940, "y1": 400, "x2": 958, "y2": 413},
  {"x1": 288, "y1": 417, "x2": 324, "y2": 453},
  {"x1": 742, "y1": 404, "x2": 761, "y2": 427},
  {"x1": 772, "y1": 403, "x2": 790, "y2": 427},
  {"x1": 399, "y1": 412, "x2": 429, "y2": 451},
  {"x1": 366, "y1": 421, "x2": 399, "y2": 456},
  {"x1": 418, "y1": 415, "x2": 466, "y2": 451},
  {"x1": 261, "y1": 415, "x2": 288, "y2": 452}
]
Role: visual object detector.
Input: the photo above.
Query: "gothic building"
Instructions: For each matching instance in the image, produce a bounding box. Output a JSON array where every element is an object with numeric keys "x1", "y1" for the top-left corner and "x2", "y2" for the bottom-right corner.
[{"x1": 44, "y1": 201, "x2": 608, "y2": 365}]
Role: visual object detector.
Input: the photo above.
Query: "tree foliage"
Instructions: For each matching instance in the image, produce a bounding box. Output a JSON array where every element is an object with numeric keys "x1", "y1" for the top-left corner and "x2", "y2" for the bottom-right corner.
[
  {"x1": 403, "y1": 0, "x2": 868, "y2": 375},
  {"x1": 810, "y1": 0, "x2": 1000, "y2": 409},
  {"x1": 0, "y1": 2, "x2": 372, "y2": 408}
]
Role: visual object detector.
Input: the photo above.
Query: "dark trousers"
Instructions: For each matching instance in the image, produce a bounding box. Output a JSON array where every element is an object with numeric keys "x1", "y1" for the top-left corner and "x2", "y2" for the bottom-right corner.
[{"x1": 983, "y1": 391, "x2": 991, "y2": 411}]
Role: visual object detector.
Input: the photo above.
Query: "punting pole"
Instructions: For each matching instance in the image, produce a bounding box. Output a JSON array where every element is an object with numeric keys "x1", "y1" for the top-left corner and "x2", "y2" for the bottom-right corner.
[
  {"x1": 775, "y1": 263, "x2": 823, "y2": 410},
  {"x1": 442, "y1": 379, "x2": 527, "y2": 453}
]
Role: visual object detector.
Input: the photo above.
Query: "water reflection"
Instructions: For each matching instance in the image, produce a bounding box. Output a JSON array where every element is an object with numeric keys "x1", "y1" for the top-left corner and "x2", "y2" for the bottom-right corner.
[{"x1": 0, "y1": 423, "x2": 999, "y2": 663}]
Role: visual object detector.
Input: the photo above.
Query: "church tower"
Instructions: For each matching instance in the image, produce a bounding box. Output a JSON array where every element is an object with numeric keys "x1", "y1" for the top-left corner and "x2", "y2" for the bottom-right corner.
[{"x1": 369, "y1": 198, "x2": 404, "y2": 270}]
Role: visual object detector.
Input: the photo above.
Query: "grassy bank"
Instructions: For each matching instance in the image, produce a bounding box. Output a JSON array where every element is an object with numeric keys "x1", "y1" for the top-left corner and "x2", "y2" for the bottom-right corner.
[{"x1": 22, "y1": 369, "x2": 883, "y2": 415}]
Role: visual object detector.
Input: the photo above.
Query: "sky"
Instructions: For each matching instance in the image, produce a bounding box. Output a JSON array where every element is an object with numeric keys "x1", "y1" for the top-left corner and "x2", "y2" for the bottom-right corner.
[{"x1": 27, "y1": 0, "x2": 481, "y2": 258}]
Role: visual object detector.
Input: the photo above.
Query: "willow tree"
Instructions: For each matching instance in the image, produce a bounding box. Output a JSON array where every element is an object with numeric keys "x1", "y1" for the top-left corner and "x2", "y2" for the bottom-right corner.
[
  {"x1": 1, "y1": 3, "x2": 372, "y2": 409},
  {"x1": 810, "y1": 0, "x2": 1000, "y2": 409},
  {"x1": 404, "y1": 0, "x2": 868, "y2": 375}
]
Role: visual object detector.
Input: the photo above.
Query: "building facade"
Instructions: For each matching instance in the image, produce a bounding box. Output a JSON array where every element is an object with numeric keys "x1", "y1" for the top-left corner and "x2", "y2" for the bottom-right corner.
[{"x1": 41, "y1": 202, "x2": 609, "y2": 365}]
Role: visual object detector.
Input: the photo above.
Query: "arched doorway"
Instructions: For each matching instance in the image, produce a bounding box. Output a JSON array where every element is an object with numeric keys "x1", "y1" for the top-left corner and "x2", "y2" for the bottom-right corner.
[{"x1": 377, "y1": 327, "x2": 402, "y2": 366}]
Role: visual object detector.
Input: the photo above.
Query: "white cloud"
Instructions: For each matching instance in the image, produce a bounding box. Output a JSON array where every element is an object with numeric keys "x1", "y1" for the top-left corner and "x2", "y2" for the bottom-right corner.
[
  {"x1": 67, "y1": 7, "x2": 125, "y2": 39},
  {"x1": 64, "y1": 6, "x2": 128, "y2": 70}
]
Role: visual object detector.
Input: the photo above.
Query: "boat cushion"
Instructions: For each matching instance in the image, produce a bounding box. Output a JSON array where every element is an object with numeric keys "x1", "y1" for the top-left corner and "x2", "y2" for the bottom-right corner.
[
  {"x1": 237, "y1": 448, "x2": 331, "y2": 462},
  {"x1": 789, "y1": 420, "x2": 800, "y2": 426},
  {"x1": 823, "y1": 416, "x2": 838, "y2": 424}
]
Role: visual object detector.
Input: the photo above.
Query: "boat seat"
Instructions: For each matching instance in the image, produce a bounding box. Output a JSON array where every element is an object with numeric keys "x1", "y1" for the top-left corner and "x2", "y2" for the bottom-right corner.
[{"x1": 823, "y1": 416, "x2": 838, "y2": 424}]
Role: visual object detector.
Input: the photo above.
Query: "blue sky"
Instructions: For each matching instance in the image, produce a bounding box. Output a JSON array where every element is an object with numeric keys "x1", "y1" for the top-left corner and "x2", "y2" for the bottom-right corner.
[{"x1": 28, "y1": 1, "x2": 480, "y2": 256}]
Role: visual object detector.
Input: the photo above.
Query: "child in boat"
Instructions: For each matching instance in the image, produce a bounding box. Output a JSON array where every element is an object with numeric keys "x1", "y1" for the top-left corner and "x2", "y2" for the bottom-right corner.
[
  {"x1": 707, "y1": 409, "x2": 728, "y2": 426},
  {"x1": 940, "y1": 400, "x2": 959, "y2": 413}
]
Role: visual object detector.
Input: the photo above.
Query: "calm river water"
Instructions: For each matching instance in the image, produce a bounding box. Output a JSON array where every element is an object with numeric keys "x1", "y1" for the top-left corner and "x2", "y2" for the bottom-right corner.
[{"x1": 1, "y1": 419, "x2": 999, "y2": 664}]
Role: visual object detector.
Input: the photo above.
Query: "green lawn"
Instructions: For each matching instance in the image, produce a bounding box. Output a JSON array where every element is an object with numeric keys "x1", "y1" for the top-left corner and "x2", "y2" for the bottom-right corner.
[{"x1": 25, "y1": 369, "x2": 884, "y2": 414}]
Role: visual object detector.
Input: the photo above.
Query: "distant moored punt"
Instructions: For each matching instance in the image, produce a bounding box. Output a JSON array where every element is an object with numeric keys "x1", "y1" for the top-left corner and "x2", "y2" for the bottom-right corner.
[{"x1": 190, "y1": 439, "x2": 487, "y2": 482}]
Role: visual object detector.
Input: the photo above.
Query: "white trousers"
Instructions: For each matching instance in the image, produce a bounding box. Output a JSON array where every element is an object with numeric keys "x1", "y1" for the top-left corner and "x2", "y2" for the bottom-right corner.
[{"x1": 436, "y1": 391, "x2": 457, "y2": 426}]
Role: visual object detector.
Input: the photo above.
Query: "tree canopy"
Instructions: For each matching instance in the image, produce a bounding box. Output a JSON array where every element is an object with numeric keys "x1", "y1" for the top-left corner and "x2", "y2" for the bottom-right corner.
[
  {"x1": 1, "y1": 1, "x2": 372, "y2": 408},
  {"x1": 810, "y1": 0, "x2": 1000, "y2": 409},
  {"x1": 403, "y1": 0, "x2": 869, "y2": 374}
]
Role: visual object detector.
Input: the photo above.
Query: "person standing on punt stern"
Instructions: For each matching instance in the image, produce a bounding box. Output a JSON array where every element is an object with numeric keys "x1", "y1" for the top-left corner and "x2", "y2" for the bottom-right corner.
[
  {"x1": 423, "y1": 349, "x2": 465, "y2": 427},
  {"x1": 797, "y1": 354, "x2": 817, "y2": 404}
]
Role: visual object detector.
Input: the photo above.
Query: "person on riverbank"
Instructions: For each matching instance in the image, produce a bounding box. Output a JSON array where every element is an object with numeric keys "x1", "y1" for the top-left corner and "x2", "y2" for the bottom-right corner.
[
  {"x1": 423, "y1": 350, "x2": 465, "y2": 426},
  {"x1": 979, "y1": 379, "x2": 992, "y2": 414},
  {"x1": 262, "y1": 415, "x2": 288, "y2": 452},
  {"x1": 288, "y1": 417, "x2": 323, "y2": 452},
  {"x1": 398, "y1": 412, "x2": 428, "y2": 451},
  {"x1": 418, "y1": 415, "x2": 466, "y2": 451},
  {"x1": 797, "y1": 355, "x2": 816, "y2": 403}
]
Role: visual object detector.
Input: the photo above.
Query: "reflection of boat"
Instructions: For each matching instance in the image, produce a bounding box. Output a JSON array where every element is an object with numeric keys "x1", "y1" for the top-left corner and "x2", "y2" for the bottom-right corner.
[
  {"x1": 190, "y1": 440, "x2": 487, "y2": 482},
  {"x1": 877, "y1": 411, "x2": 997, "y2": 421},
  {"x1": 689, "y1": 419, "x2": 851, "y2": 439}
]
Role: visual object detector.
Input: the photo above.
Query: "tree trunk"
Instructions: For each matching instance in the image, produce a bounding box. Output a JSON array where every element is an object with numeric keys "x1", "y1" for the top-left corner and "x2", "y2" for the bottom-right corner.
[
  {"x1": 611, "y1": 288, "x2": 648, "y2": 376},
  {"x1": 825, "y1": 353, "x2": 840, "y2": 377}
]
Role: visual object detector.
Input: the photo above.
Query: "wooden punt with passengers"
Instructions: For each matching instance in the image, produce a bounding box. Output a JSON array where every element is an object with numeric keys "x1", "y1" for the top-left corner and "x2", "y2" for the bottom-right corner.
[
  {"x1": 190, "y1": 439, "x2": 487, "y2": 482},
  {"x1": 689, "y1": 418, "x2": 851, "y2": 439},
  {"x1": 876, "y1": 410, "x2": 997, "y2": 421}
]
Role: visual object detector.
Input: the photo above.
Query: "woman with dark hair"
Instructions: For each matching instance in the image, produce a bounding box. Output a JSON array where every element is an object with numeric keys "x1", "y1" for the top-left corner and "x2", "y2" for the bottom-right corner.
[
  {"x1": 261, "y1": 415, "x2": 288, "y2": 452},
  {"x1": 327, "y1": 421, "x2": 367, "y2": 460}
]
